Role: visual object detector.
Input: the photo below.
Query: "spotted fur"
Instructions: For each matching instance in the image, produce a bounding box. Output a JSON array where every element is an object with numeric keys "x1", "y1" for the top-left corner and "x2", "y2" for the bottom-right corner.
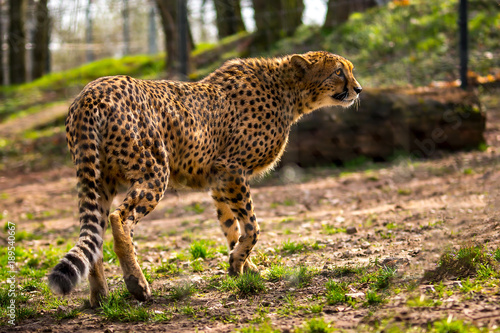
[{"x1": 48, "y1": 51, "x2": 362, "y2": 305}]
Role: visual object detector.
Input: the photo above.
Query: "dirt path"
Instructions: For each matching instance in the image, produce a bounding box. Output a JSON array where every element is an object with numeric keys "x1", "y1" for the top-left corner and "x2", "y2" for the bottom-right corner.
[{"x1": 0, "y1": 102, "x2": 69, "y2": 139}]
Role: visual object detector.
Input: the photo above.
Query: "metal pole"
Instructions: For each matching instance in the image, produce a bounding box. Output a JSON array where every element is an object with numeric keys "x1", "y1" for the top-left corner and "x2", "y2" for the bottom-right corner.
[
  {"x1": 123, "y1": 0, "x2": 130, "y2": 56},
  {"x1": 147, "y1": 1, "x2": 157, "y2": 55},
  {"x1": 85, "y1": 0, "x2": 93, "y2": 62},
  {"x1": 459, "y1": 0, "x2": 468, "y2": 89},
  {"x1": 177, "y1": 0, "x2": 188, "y2": 79}
]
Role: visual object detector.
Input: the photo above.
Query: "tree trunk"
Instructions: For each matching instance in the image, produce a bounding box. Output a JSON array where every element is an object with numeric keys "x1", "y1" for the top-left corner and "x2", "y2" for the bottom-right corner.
[
  {"x1": 251, "y1": 0, "x2": 304, "y2": 51},
  {"x1": 323, "y1": 0, "x2": 377, "y2": 30},
  {"x1": 279, "y1": 0, "x2": 304, "y2": 37},
  {"x1": 32, "y1": 0, "x2": 50, "y2": 80},
  {"x1": 8, "y1": 0, "x2": 26, "y2": 84},
  {"x1": 0, "y1": 1, "x2": 3, "y2": 85},
  {"x1": 213, "y1": 0, "x2": 246, "y2": 40},
  {"x1": 251, "y1": 0, "x2": 281, "y2": 51},
  {"x1": 155, "y1": 0, "x2": 194, "y2": 76}
]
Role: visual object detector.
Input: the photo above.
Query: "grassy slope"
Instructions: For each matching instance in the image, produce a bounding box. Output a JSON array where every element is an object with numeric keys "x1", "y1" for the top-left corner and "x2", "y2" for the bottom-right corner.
[
  {"x1": 274, "y1": 0, "x2": 500, "y2": 87},
  {"x1": 0, "y1": 54, "x2": 165, "y2": 121}
]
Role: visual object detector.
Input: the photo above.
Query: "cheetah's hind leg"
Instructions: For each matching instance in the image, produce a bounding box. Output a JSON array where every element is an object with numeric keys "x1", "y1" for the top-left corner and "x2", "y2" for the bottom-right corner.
[{"x1": 109, "y1": 209, "x2": 150, "y2": 301}]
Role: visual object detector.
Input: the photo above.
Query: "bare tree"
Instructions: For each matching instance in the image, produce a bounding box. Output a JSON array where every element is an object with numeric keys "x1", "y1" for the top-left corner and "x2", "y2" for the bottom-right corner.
[
  {"x1": 280, "y1": 0, "x2": 304, "y2": 37},
  {"x1": 323, "y1": 0, "x2": 377, "y2": 30},
  {"x1": 0, "y1": 1, "x2": 4, "y2": 85},
  {"x1": 32, "y1": 0, "x2": 50, "y2": 80},
  {"x1": 9, "y1": 0, "x2": 26, "y2": 84},
  {"x1": 154, "y1": 0, "x2": 194, "y2": 76},
  {"x1": 251, "y1": 0, "x2": 304, "y2": 51},
  {"x1": 213, "y1": 0, "x2": 246, "y2": 40}
]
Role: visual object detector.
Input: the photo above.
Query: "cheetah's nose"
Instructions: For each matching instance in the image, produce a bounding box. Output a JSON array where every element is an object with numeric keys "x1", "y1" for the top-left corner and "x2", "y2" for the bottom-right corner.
[{"x1": 354, "y1": 86, "x2": 362, "y2": 94}]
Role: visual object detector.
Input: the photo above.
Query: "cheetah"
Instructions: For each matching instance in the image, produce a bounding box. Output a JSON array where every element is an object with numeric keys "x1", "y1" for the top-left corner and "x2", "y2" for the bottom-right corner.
[{"x1": 48, "y1": 51, "x2": 362, "y2": 306}]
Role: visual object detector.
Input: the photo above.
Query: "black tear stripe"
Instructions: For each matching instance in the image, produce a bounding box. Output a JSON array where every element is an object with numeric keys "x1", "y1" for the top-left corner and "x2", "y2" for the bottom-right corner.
[{"x1": 333, "y1": 81, "x2": 349, "y2": 101}]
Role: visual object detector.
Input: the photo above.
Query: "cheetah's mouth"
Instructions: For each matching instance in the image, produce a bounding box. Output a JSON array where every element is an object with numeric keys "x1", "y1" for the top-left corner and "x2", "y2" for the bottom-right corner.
[{"x1": 332, "y1": 89, "x2": 349, "y2": 102}]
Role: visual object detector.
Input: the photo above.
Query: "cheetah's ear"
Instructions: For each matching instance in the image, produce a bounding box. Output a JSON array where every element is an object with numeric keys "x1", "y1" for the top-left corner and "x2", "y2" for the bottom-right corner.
[{"x1": 291, "y1": 55, "x2": 312, "y2": 78}]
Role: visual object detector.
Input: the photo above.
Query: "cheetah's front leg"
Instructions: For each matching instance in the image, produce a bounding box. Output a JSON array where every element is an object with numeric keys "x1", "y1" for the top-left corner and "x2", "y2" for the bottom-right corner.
[
  {"x1": 211, "y1": 164, "x2": 260, "y2": 276},
  {"x1": 212, "y1": 194, "x2": 258, "y2": 274}
]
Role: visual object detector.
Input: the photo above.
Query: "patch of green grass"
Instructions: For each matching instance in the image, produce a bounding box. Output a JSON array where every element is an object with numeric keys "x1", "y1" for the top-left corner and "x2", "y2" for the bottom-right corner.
[
  {"x1": 305, "y1": 303, "x2": 324, "y2": 314},
  {"x1": 142, "y1": 268, "x2": 154, "y2": 284},
  {"x1": 155, "y1": 261, "x2": 182, "y2": 276},
  {"x1": 423, "y1": 244, "x2": 499, "y2": 282},
  {"x1": 278, "y1": 239, "x2": 306, "y2": 254},
  {"x1": 216, "y1": 245, "x2": 228, "y2": 256},
  {"x1": 0, "y1": 278, "x2": 80, "y2": 323},
  {"x1": 180, "y1": 304, "x2": 196, "y2": 317},
  {"x1": 189, "y1": 239, "x2": 214, "y2": 260},
  {"x1": 102, "y1": 240, "x2": 117, "y2": 264},
  {"x1": 151, "y1": 309, "x2": 172, "y2": 322},
  {"x1": 169, "y1": 282, "x2": 197, "y2": 301},
  {"x1": 15, "y1": 306, "x2": 39, "y2": 321},
  {"x1": 270, "y1": 199, "x2": 296, "y2": 208},
  {"x1": 372, "y1": 267, "x2": 396, "y2": 291},
  {"x1": 476, "y1": 263, "x2": 498, "y2": 279},
  {"x1": 288, "y1": 266, "x2": 318, "y2": 288},
  {"x1": 459, "y1": 277, "x2": 477, "y2": 295},
  {"x1": 249, "y1": 305, "x2": 271, "y2": 324},
  {"x1": 477, "y1": 142, "x2": 488, "y2": 152},
  {"x1": 235, "y1": 272, "x2": 267, "y2": 295},
  {"x1": 310, "y1": 241, "x2": 325, "y2": 250},
  {"x1": 296, "y1": 318, "x2": 335, "y2": 333},
  {"x1": 100, "y1": 286, "x2": 150, "y2": 322},
  {"x1": 493, "y1": 248, "x2": 500, "y2": 262},
  {"x1": 430, "y1": 317, "x2": 481, "y2": 333},
  {"x1": 237, "y1": 322, "x2": 280, "y2": 333},
  {"x1": 191, "y1": 258, "x2": 204, "y2": 272},
  {"x1": 364, "y1": 290, "x2": 383, "y2": 305},
  {"x1": 276, "y1": 293, "x2": 299, "y2": 316},
  {"x1": 217, "y1": 272, "x2": 266, "y2": 296},
  {"x1": 14, "y1": 230, "x2": 41, "y2": 242},
  {"x1": 321, "y1": 224, "x2": 346, "y2": 235},
  {"x1": 325, "y1": 280, "x2": 350, "y2": 305},
  {"x1": 385, "y1": 222, "x2": 398, "y2": 230},
  {"x1": 53, "y1": 308, "x2": 80, "y2": 321},
  {"x1": 280, "y1": 217, "x2": 295, "y2": 224},
  {"x1": 397, "y1": 188, "x2": 412, "y2": 196},
  {"x1": 407, "y1": 295, "x2": 442, "y2": 307},
  {"x1": 266, "y1": 263, "x2": 292, "y2": 282},
  {"x1": 329, "y1": 264, "x2": 367, "y2": 278},
  {"x1": 265, "y1": 264, "x2": 317, "y2": 287},
  {"x1": 343, "y1": 156, "x2": 371, "y2": 170},
  {"x1": 463, "y1": 168, "x2": 475, "y2": 175},
  {"x1": 184, "y1": 203, "x2": 205, "y2": 214}
]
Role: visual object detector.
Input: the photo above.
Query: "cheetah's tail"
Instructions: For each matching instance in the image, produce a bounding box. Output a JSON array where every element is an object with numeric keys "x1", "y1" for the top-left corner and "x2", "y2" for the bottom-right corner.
[{"x1": 48, "y1": 105, "x2": 105, "y2": 295}]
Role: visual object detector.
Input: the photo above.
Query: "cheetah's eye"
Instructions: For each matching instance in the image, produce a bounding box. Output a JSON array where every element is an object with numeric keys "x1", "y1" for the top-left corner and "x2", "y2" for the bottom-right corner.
[{"x1": 335, "y1": 69, "x2": 343, "y2": 76}]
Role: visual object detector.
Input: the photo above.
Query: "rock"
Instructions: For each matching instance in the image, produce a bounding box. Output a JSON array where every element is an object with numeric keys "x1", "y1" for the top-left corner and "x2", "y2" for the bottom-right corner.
[
  {"x1": 346, "y1": 226, "x2": 358, "y2": 235},
  {"x1": 345, "y1": 292, "x2": 365, "y2": 300},
  {"x1": 282, "y1": 87, "x2": 485, "y2": 166}
]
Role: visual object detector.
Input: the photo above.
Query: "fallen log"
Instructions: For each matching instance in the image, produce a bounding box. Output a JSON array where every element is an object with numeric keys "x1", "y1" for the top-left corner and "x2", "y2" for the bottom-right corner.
[{"x1": 283, "y1": 87, "x2": 485, "y2": 166}]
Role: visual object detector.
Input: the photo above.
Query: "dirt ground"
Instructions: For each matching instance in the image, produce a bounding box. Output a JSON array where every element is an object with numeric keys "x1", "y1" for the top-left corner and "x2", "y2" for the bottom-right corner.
[{"x1": 1, "y1": 89, "x2": 499, "y2": 332}]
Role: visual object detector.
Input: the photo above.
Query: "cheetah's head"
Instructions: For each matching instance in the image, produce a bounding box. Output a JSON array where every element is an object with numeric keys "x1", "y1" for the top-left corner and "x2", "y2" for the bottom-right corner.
[{"x1": 291, "y1": 51, "x2": 362, "y2": 112}]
